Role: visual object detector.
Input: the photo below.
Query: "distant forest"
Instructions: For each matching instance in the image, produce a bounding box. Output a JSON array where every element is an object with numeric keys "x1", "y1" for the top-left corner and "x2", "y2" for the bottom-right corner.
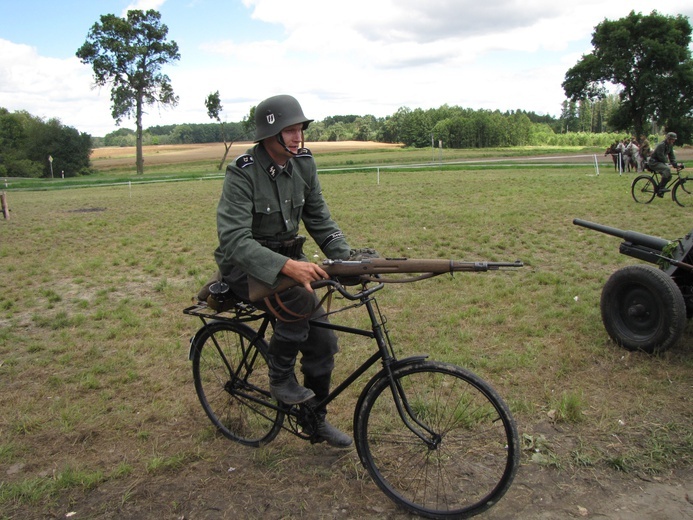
[
  {"x1": 0, "y1": 95, "x2": 656, "y2": 178},
  {"x1": 94, "y1": 95, "x2": 633, "y2": 150}
]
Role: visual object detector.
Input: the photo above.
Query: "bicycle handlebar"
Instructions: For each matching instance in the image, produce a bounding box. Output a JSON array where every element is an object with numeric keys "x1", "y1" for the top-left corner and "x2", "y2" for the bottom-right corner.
[{"x1": 311, "y1": 278, "x2": 386, "y2": 301}]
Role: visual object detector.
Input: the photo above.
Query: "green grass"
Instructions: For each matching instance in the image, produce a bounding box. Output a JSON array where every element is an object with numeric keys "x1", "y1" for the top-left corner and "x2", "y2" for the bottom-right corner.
[{"x1": 0, "y1": 147, "x2": 691, "y2": 516}]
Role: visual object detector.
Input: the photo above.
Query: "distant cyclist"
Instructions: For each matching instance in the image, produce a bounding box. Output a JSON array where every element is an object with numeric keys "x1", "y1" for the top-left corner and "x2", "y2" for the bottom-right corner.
[{"x1": 648, "y1": 132, "x2": 680, "y2": 197}]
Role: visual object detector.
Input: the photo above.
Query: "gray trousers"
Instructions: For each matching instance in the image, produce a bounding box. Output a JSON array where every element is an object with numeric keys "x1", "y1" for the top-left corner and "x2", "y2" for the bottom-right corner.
[
  {"x1": 223, "y1": 265, "x2": 339, "y2": 379},
  {"x1": 649, "y1": 161, "x2": 672, "y2": 183}
]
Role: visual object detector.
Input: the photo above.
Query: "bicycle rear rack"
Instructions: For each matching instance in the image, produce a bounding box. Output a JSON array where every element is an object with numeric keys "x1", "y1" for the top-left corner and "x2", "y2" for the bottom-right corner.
[{"x1": 183, "y1": 300, "x2": 264, "y2": 324}]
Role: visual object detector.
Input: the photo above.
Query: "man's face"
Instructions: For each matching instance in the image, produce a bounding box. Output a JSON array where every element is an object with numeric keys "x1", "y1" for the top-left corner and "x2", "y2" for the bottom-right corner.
[{"x1": 264, "y1": 123, "x2": 304, "y2": 163}]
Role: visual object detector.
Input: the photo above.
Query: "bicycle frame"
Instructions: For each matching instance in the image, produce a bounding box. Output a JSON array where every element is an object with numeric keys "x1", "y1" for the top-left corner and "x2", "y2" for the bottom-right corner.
[
  {"x1": 185, "y1": 280, "x2": 436, "y2": 444},
  {"x1": 185, "y1": 274, "x2": 522, "y2": 518}
]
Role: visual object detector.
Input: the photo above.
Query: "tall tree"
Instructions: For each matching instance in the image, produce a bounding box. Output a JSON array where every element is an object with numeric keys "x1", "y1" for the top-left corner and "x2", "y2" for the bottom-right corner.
[
  {"x1": 205, "y1": 91, "x2": 234, "y2": 170},
  {"x1": 562, "y1": 10, "x2": 693, "y2": 139},
  {"x1": 76, "y1": 9, "x2": 180, "y2": 174}
]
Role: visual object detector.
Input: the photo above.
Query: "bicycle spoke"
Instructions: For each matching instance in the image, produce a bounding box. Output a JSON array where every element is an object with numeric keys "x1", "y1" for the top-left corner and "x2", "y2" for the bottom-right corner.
[
  {"x1": 192, "y1": 321, "x2": 283, "y2": 446},
  {"x1": 355, "y1": 361, "x2": 519, "y2": 518}
]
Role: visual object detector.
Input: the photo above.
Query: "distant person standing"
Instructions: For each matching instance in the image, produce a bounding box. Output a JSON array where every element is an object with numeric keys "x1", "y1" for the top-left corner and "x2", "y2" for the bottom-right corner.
[
  {"x1": 638, "y1": 135, "x2": 651, "y2": 170},
  {"x1": 648, "y1": 132, "x2": 679, "y2": 197}
]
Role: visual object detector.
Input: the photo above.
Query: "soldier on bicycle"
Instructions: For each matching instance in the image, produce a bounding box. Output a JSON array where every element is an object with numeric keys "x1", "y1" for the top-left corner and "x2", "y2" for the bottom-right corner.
[
  {"x1": 648, "y1": 132, "x2": 680, "y2": 197},
  {"x1": 213, "y1": 94, "x2": 353, "y2": 447}
]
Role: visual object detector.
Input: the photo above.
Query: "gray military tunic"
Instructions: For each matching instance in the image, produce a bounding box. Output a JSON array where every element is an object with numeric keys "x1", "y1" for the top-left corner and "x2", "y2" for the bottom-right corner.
[
  {"x1": 214, "y1": 142, "x2": 350, "y2": 375},
  {"x1": 214, "y1": 142, "x2": 350, "y2": 287}
]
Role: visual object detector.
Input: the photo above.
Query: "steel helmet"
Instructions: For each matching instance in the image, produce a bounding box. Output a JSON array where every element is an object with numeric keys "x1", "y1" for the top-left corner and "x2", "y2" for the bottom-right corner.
[
  {"x1": 666, "y1": 132, "x2": 677, "y2": 140},
  {"x1": 254, "y1": 95, "x2": 313, "y2": 142}
]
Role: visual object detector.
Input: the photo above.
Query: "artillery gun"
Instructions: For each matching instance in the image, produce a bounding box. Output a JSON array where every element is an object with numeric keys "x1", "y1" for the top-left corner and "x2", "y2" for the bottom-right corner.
[{"x1": 573, "y1": 219, "x2": 693, "y2": 352}]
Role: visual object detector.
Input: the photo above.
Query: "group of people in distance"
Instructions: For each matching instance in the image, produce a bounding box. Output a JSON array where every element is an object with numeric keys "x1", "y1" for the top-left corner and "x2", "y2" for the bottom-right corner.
[
  {"x1": 607, "y1": 131, "x2": 681, "y2": 196},
  {"x1": 606, "y1": 135, "x2": 651, "y2": 173}
]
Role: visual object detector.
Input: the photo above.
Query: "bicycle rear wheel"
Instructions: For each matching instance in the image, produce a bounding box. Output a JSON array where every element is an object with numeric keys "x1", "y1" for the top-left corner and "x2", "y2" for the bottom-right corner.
[
  {"x1": 354, "y1": 361, "x2": 519, "y2": 519},
  {"x1": 673, "y1": 178, "x2": 692, "y2": 207},
  {"x1": 190, "y1": 320, "x2": 283, "y2": 446},
  {"x1": 631, "y1": 174, "x2": 656, "y2": 203}
]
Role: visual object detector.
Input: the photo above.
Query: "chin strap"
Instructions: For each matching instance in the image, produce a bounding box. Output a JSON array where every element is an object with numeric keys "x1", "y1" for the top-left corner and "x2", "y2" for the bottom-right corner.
[{"x1": 276, "y1": 131, "x2": 305, "y2": 156}]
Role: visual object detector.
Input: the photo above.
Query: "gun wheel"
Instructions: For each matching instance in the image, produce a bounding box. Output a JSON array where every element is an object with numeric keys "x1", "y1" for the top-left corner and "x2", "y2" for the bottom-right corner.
[{"x1": 600, "y1": 265, "x2": 686, "y2": 353}]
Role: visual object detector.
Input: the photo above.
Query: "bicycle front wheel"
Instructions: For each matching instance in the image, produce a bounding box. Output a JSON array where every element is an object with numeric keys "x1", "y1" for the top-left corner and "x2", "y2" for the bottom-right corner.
[
  {"x1": 673, "y1": 178, "x2": 692, "y2": 207},
  {"x1": 354, "y1": 361, "x2": 519, "y2": 519},
  {"x1": 631, "y1": 175, "x2": 656, "y2": 204},
  {"x1": 191, "y1": 320, "x2": 283, "y2": 447}
]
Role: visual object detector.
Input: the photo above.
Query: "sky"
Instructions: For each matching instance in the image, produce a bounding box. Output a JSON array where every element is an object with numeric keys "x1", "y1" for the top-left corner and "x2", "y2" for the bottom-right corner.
[{"x1": 1, "y1": 0, "x2": 692, "y2": 138}]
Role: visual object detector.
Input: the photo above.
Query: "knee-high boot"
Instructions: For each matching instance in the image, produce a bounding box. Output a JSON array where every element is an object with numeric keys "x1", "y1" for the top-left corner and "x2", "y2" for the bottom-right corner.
[
  {"x1": 302, "y1": 374, "x2": 352, "y2": 448},
  {"x1": 266, "y1": 338, "x2": 314, "y2": 405}
]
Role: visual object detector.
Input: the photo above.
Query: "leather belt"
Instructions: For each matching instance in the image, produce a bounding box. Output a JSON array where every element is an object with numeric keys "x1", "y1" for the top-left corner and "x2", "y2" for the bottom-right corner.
[{"x1": 256, "y1": 235, "x2": 306, "y2": 258}]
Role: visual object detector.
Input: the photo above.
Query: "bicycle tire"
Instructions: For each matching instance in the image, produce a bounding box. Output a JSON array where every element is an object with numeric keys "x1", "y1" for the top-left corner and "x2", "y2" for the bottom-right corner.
[
  {"x1": 673, "y1": 177, "x2": 692, "y2": 207},
  {"x1": 354, "y1": 360, "x2": 519, "y2": 519},
  {"x1": 631, "y1": 174, "x2": 656, "y2": 204},
  {"x1": 190, "y1": 320, "x2": 283, "y2": 446}
]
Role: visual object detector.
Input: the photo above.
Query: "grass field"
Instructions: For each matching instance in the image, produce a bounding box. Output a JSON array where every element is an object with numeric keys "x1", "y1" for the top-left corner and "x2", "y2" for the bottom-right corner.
[{"x1": 0, "y1": 143, "x2": 691, "y2": 518}]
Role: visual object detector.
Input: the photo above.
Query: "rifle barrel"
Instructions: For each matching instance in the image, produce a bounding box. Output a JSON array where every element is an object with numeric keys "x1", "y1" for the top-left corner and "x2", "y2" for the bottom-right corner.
[{"x1": 248, "y1": 258, "x2": 523, "y2": 302}]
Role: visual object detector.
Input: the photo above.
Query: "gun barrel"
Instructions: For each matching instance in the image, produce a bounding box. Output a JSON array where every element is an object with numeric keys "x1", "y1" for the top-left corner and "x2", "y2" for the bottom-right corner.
[
  {"x1": 248, "y1": 258, "x2": 523, "y2": 302},
  {"x1": 573, "y1": 219, "x2": 670, "y2": 251}
]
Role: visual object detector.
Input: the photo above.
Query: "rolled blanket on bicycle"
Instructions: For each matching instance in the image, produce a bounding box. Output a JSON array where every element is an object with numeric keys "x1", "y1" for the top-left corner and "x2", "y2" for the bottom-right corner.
[
  {"x1": 196, "y1": 271, "x2": 240, "y2": 312},
  {"x1": 197, "y1": 271, "x2": 221, "y2": 301},
  {"x1": 247, "y1": 257, "x2": 524, "y2": 302}
]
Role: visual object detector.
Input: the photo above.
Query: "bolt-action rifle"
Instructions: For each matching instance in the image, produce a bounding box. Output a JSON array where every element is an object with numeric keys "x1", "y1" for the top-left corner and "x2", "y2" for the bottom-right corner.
[{"x1": 248, "y1": 257, "x2": 523, "y2": 302}]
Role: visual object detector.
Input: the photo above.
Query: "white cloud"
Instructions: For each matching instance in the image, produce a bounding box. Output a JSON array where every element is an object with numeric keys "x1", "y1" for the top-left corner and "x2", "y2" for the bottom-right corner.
[
  {"x1": 122, "y1": 0, "x2": 168, "y2": 16},
  {"x1": 0, "y1": 39, "x2": 114, "y2": 135}
]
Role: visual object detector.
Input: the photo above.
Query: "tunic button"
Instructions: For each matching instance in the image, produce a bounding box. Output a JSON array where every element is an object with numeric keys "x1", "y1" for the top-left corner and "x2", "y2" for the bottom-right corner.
[{"x1": 266, "y1": 206, "x2": 270, "y2": 213}]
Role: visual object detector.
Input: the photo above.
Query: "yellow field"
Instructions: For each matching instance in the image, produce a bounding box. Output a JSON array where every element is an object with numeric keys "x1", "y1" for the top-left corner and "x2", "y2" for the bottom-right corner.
[{"x1": 90, "y1": 141, "x2": 401, "y2": 169}]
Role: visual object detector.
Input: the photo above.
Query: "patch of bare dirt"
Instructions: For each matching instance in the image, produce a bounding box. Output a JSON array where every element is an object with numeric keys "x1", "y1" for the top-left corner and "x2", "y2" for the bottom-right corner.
[{"x1": 6, "y1": 411, "x2": 691, "y2": 519}]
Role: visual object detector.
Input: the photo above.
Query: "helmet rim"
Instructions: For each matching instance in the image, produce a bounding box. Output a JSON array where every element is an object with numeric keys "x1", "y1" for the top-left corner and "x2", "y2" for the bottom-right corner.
[{"x1": 254, "y1": 95, "x2": 313, "y2": 142}]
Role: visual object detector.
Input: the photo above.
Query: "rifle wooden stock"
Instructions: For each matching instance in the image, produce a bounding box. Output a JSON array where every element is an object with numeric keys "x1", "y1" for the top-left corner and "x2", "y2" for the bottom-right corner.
[{"x1": 248, "y1": 258, "x2": 523, "y2": 302}]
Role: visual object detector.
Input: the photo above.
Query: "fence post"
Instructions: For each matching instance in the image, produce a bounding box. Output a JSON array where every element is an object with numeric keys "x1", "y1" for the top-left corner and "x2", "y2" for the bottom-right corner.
[{"x1": 1, "y1": 192, "x2": 9, "y2": 220}]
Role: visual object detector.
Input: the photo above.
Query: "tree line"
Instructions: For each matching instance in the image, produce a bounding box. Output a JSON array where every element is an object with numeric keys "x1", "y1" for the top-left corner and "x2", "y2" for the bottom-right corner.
[
  {"x1": 0, "y1": 101, "x2": 663, "y2": 179},
  {"x1": 98, "y1": 107, "x2": 558, "y2": 149},
  {"x1": 94, "y1": 98, "x2": 635, "y2": 151},
  {"x1": 0, "y1": 108, "x2": 92, "y2": 178}
]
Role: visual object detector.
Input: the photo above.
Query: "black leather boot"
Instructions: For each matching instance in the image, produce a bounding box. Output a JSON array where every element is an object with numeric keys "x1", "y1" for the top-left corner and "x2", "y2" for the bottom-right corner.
[
  {"x1": 267, "y1": 338, "x2": 314, "y2": 405},
  {"x1": 301, "y1": 374, "x2": 353, "y2": 448}
]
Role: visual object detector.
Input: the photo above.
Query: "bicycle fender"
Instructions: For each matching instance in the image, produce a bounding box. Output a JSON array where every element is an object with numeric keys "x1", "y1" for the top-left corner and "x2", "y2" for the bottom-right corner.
[
  {"x1": 187, "y1": 320, "x2": 222, "y2": 361},
  {"x1": 353, "y1": 355, "x2": 428, "y2": 422},
  {"x1": 188, "y1": 328, "x2": 206, "y2": 361}
]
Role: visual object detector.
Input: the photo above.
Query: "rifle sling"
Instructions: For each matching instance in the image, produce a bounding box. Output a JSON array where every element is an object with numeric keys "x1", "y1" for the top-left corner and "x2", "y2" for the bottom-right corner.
[{"x1": 262, "y1": 285, "x2": 335, "y2": 323}]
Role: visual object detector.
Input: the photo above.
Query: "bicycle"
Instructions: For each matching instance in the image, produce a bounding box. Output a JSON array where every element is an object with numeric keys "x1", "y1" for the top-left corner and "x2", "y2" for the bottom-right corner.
[
  {"x1": 184, "y1": 277, "x2": 521, "y2": 519},
  {"x1": 631, "y1": 163, "x2": 689, "y2": 206}
]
